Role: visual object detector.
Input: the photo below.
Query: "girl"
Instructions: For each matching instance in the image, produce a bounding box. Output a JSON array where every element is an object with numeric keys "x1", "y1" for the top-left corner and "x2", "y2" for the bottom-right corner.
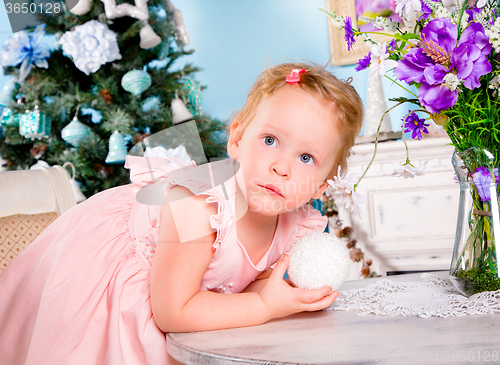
[{"x1": 0, "y1": 62, "x2": 363, "y2": 364}]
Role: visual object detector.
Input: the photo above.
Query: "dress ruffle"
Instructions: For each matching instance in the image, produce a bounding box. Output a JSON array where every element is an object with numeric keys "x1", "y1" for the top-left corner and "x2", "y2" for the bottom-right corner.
[{"x1": 125, "y1": 155, "x2": 230, "y2": 257}]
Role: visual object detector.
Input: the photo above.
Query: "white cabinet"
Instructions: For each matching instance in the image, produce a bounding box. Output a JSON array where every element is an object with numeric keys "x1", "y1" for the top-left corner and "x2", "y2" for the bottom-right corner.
[{"x1": 333, "y1": 137, "x2": 460, "y2": 280}]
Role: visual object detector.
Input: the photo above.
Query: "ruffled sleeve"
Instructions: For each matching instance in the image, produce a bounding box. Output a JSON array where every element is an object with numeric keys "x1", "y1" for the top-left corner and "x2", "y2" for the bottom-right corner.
[
  {"x1": 269, "y1": 205, "x2": 328, "y2": 269},
  {"x1": 124, "y1": 155, "x2": 232, "y2": 258}
]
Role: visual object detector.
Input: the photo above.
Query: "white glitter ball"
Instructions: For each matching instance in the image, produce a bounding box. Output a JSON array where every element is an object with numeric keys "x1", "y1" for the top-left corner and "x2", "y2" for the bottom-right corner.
[{"x1": 287, "y1": 232, "x2": 350, "y2": 290}]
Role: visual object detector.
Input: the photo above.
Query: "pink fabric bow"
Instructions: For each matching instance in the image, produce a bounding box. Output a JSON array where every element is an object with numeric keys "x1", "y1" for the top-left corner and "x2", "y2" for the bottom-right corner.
[{"x1": 285, "y1": 69, "x2": 306, "y2": 84}]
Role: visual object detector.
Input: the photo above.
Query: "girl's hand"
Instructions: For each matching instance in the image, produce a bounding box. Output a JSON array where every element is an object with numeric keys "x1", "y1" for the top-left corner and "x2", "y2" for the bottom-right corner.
[{"x1": 258, "y1": 255, "x2": 339, "y2": 320}]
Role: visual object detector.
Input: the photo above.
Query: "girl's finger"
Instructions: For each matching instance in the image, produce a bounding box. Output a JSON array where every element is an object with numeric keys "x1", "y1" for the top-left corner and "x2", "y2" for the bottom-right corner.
[
  {"x1": 298, "y1": 285, "x2": 333, "y2": 303},
  {"x1": 306, "y1": 291, "x2": 339, "y2": 311},
  {"x1": 271, "y1": 255, "x2": 288, "y2": 279}
]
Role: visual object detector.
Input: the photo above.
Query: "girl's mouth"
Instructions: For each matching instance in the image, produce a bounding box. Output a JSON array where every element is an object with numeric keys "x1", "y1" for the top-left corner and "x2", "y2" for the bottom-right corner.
[{"x1": 260, "y1": 184, "x2": 284, "y2": 198}]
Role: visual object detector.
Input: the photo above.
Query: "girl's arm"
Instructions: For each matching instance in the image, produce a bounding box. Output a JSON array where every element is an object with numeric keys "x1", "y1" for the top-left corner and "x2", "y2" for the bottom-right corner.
[{"x1": 150, "y1": 186, "x2": 337, "y2": 333}]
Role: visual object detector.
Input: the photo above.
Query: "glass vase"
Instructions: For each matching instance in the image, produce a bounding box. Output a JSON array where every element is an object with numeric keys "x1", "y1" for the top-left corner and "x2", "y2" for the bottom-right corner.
[{"x1": 449, "y1": 148, "x2": 500, "y2": 296}]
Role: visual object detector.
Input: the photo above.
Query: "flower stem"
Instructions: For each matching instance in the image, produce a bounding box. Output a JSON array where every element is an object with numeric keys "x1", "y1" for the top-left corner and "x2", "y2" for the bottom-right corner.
[
  {"x1": 384, "y1": 75, "x2": 419, "y2": 98},
  {"x1": 354, "y1": 101, "x2": 406, "y2": 189}
]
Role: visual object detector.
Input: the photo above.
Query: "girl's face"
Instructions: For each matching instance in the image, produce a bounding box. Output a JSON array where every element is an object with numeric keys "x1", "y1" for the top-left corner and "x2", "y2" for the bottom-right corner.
[{"x1": 228, "y1": 87, "x2": 341, "y2": 216}]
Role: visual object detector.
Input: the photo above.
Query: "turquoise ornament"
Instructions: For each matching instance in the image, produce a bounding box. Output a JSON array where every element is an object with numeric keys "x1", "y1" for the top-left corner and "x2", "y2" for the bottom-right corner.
[
  {"x1": 121, "y1": 70, "x2": 152, "y2": 96},
  {"x1": 158, "y1": 41, "x2": 169, "y2": 60},
  {"x1": 105, "y1": 131, "x2": 128, "y2": 164},
  {"x1": 0, "y1": 107, "x2": 21, "y2": 127},
  {"x1": 19, "y1": 105, "x2": 51, "y2": 140},
  {"x1": 61, "y1": 115, "x2": 91, "y2": 146},
  {"x1": 0, "y1": 79, "x2": 20, "y2": 107},
  {"x1": 183, "y1": 78, "x2": 201, "y2": 115}
]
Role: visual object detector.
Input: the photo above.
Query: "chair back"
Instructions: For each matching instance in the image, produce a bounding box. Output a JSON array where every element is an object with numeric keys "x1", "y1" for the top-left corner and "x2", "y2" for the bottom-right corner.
[{"x1": 0, "y1": 166, "x2": 77, "y2": 273}]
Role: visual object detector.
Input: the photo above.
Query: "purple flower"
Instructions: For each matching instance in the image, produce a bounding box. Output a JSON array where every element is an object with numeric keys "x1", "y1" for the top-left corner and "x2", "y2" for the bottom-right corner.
[
  {"x1": 388, "y1": 39, "x2": 397, "y2": 51},
  {"x1": 355, "y1": 52, "x2": 371, "y2": 71},
  {"x1": 394, "y1": 18, "x2": 492, "y2": 113},
  {"x1": 472, "y1": 167, "x2": 500, "y2": 201},
  {"x1": 419, "y1": 0, "x2": 433, "y2": 21},
  {"x1": 344, "y1": 17, "x2": 355, "y2": 51},
  {"x1": 403, "y1": 111, "x2": 429, "y2": 140}
]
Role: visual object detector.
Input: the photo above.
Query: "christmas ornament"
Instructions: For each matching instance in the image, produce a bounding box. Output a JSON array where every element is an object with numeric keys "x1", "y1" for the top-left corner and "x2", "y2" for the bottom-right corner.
[
  {"x1": 19, "y1": 105, "x2": 51, "y2": 140},
  {"x1": 100, "y1": 0, "x2": 161, "y2": 49},
  {"x1": 158, "y1": 41, "x2": 169, "y2": 60},
  {"x1": 0, "y1": 107, "x2": 21, "y2": 127},
  {"x1": 105, "y1": 131, "x2": 128, "y2": 164},
  {"x1": 287, "y1": 232, "x2": 350, "y2": 291},
  {"x1": 139, "y1": 23, "x2": 162, "y2": 49},
  {"x1": 61, "y1": 114, "x2": 91, "y2": 146},
  {"x1": 0, "y1": 24, "x2": 50, "y2": 82},
  {"x1": 121, "y1": 69, "x2": 152, "y2": 96},
  {"x1": 0, "y1": 79, "x2": 20, "y2": 107},
  {"x1": 68, "y1": 0, "x2": 92, "y2": 15},
  {"x1": 165, "y1": 0, "x2": 190, "y2": 49},
  {"x1": 184, "y1": 78, "x2": 201, "y2": 115},
  {"x1": 57, "y1": 20, "x2": 122, "y2": 75},
  {"x1": 63, "y1": 162, "x2": 87, "y2": 203},
  {"x1": 171, "y1": 91, "x2": 192, "y2": 124}
]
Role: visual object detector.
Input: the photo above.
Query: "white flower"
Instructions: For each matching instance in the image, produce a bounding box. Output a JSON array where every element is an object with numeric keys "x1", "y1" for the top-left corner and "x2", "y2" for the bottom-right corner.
[
  {"x1": 327, "y1": 167, "x2": 366, "y2": 219},
  {"x1": 390, "y1": 161, "x2": 428, "y2": 179},
  {"x1": 329, "y1": 14, "x2": 345, "y2": 28},
  {"x1": 485, "y1": 18, "x2": 500, "y2": 52},
  {"x1": 443, "y1": 73, "x2": 461, "y2": 91},
  {"x1": 395, "y1": 0, "x2": 421, "y2": 22},
  {"x1": 57, "y1": 20, "x2": 122, "y2": 75},
  {"x1": 370, "y1": 42, "x2": 398, "y2": 78},
  {"x1": 489, "y1": 75, "x2": 500, "y2": 92},
  {"x1": 476, "y1": 0, "x2": 487, "y2": 8}
]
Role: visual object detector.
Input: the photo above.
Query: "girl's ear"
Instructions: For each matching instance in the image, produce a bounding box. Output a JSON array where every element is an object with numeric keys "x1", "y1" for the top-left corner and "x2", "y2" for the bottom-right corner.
[
  {"x1": 311, "y1": 181, "x2": 329, "y2": 200},
  {"x1": 227, "y1": 121, "x2": 242, "y2": 159}
]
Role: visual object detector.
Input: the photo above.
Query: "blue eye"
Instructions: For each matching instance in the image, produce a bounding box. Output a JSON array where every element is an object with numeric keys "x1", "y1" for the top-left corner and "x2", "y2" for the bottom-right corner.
[
  {"x1": 300, "y1": 154, "x2": 314, "y2": 165},
  {"x1": 264, "y1": 136, "x2": 277, "y2": 147}
]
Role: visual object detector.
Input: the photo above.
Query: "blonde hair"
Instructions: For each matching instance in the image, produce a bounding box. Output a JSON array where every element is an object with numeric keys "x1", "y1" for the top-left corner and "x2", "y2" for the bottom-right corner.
[{"x1": 228, "y1": 62, "x2": 364, "y2": 179}]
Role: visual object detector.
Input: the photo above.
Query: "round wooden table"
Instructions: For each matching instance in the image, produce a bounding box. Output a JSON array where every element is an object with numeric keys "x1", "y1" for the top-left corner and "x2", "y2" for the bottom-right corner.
[{"x1": 167, "y1": 273, "x2": 500, "y2": 364}]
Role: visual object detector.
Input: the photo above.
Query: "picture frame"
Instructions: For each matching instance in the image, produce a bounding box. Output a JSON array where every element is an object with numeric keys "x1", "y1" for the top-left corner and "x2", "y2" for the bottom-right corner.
[{"x1": 326, "y1": 0, "x2": 398, "y2": 66}]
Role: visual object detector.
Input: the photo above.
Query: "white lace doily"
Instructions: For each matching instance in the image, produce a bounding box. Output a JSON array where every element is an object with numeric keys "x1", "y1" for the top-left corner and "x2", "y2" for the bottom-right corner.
[{"x1": 329, "y1": 274, "x2": 500, "y2": 317}]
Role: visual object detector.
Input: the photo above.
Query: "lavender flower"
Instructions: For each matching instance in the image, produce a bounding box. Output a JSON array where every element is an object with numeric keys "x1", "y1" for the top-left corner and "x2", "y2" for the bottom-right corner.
[
  {"x1": 344, "y1": 17, "x2": 355, "y2": 51},
  {"x1": 395, "y1": 18, "x2": 492, "y2": 113},
  {"x1": 355, "y1": 52, "x2": 371, "y2": 71},
  {"x1": 403, "y1": 112, "x2": 430, "y2": 140},
  {"x1": 472, "y1": 167, "x2": 500, "y2": 202},
  {"x1": 388, "y1": 39, "x2": 397, "y2": 51}
]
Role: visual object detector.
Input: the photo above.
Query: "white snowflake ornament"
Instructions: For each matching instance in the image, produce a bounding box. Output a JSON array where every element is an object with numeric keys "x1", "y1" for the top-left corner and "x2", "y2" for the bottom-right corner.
[
  {"x1": 57, "y1": 20, "x2": 122, "y2": 75},
  {"x1": 287, "y1": 232, "x2": 350, "y2": 291}
]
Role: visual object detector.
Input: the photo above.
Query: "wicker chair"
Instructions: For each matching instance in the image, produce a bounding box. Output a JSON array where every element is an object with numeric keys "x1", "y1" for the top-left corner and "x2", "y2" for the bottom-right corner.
[{"x1": 0, "y1": 164, "x2": 77, "y2": 273}]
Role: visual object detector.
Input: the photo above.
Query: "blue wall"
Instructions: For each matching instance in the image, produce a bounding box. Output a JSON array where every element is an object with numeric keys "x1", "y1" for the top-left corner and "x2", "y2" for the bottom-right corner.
[{"x1": 0, "y1": 0, "x2": 408, "y2": 132}]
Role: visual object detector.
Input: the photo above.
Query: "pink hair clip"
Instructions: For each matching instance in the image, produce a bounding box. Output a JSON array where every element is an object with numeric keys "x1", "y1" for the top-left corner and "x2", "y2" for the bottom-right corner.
[{"x1": 285, "y1": 69, "x2": 306, "y2": 84}]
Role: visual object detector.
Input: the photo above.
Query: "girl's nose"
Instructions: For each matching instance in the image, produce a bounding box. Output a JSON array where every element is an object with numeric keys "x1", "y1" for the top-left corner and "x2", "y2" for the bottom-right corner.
[{"x1": 271, "y1": 160, "x2": 290, "y2": 179}]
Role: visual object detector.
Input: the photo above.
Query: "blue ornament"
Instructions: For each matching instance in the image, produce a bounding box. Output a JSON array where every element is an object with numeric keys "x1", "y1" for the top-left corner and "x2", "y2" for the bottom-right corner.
[
  {"x1": 61, "y1": 116, "x2": 91, "y2": 146},
  {"x1": 121, "y1": 70, "x2": 152, "y2": 96},
  {"x1": 105, "y1": 131, "x2": 128, "y2": 164},
  {"x1": 0, "y1": 79, "x2": 20, "y2": 107},
  {"x1": 0, "y1": 107, "x2": 21, "y2": 127},
  {"x1": 19, "y1": 105, "x2": 51, "y2": 140},
  {"x1": 183, "y1": 78, "x2": 201, "y2": 115}
]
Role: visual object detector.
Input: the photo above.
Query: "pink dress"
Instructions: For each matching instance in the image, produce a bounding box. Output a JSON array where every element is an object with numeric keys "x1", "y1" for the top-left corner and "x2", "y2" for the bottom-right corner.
[{"x1": 0, "y1": 156, "x2": 327, "y2": 365}]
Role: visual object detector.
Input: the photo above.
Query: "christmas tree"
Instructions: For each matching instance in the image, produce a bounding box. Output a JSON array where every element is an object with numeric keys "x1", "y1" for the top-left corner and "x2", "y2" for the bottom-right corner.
[{"x1": 0, "y1": 0, "x2": 227, "y2": 198}]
